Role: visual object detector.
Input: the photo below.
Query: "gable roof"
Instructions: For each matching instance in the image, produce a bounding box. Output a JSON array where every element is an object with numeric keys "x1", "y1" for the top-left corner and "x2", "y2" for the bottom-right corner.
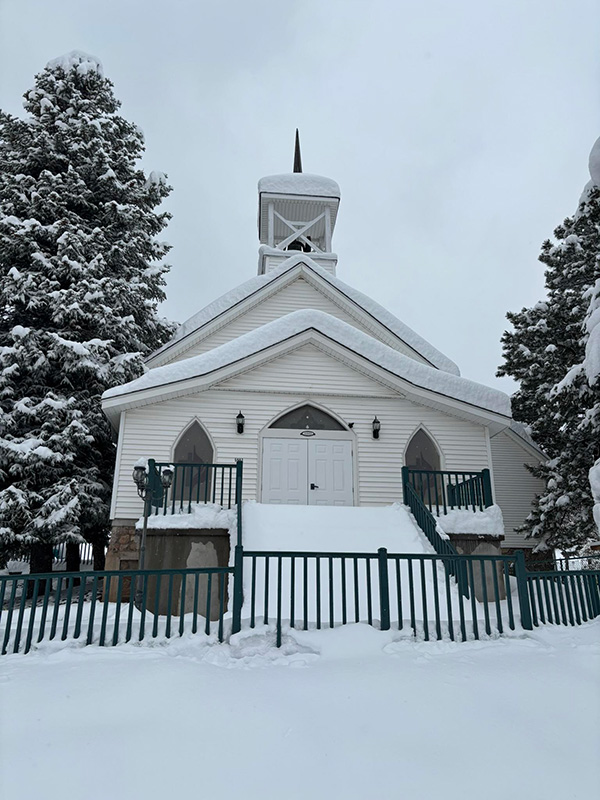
[
  {"x1": 103, "y1": 309, "x2": 510, "y2": 426},
  {"x1": 147, "y1": 255, "x2": 461, "y2": 376}
]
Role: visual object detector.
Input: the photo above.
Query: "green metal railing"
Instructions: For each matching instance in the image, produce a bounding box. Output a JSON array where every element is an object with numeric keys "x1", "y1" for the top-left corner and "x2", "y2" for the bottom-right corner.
[
  {"x1": 3, "y1": 551, "x2": 598, "y2": 657},
  {"x1": 150, "y1": 459, "x2": 243, "y2": 546},
  {"x1": 402, "y1": 466, "x2": 493, "y2": 515},
  {"x1": 526, "y1": 570, "x2": 600, "y2": 626},
  {"x1": 0, "y1": 566, "x2": 235, "y2": 655},
  {"x1": 240, "y1": 548, "x2": 533, "y2": 647},
  {"x1": 401, "y1": 479, "x2": 471, "y2": 596}
]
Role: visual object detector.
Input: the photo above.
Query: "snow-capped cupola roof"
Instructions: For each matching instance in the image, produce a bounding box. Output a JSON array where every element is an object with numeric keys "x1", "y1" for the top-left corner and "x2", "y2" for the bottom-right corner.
[
  {"x1": 103, "y1": 309, "x2": 510, "y2": 425},
  {"x1": 258, "y1": 173, "x2": 341, "y2": 198}
]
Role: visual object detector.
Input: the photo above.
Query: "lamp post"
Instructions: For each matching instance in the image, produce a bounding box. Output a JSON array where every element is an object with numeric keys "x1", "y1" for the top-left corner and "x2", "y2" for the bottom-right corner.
[{"x1": 132, "y1": 460, "x2": 173, "y2": 606}]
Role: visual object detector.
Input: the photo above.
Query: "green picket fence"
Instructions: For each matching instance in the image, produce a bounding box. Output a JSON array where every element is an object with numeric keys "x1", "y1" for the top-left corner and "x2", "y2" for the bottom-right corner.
[
  {"x1": 526, "y1": 570, "x2": 600, "y2": 626},
  {"x1": 239, "y1": 547, "x2": 533, "y2": 647},
  {"x1": 3, "y1": 552, "x2": 599, "y2": 657},
  {"x1": 0, "y1": 566, "x2": 234, "y2": 655}
]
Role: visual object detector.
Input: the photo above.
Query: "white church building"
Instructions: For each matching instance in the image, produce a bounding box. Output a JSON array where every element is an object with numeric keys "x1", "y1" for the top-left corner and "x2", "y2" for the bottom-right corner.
[{"x1": 102, "y1": 143, "x2": 545, "y2": 568}]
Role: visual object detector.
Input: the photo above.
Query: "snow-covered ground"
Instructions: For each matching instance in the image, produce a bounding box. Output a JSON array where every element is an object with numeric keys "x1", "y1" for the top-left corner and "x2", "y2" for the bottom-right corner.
[{"x1": 1, "y1": 621, "x2": 598, "y2": 800}]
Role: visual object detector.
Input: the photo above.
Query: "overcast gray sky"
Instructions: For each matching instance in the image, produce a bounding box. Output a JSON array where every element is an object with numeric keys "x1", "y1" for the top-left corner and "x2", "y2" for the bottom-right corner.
[{"x1": 1, "y1": 0, "x2": 599, "y2": 391}]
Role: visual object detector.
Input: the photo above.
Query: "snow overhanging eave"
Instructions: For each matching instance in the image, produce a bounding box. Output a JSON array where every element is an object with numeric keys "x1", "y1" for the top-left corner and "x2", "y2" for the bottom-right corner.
[{"x1": 103, "y1": 327, "x2": 511, "y2": 433}]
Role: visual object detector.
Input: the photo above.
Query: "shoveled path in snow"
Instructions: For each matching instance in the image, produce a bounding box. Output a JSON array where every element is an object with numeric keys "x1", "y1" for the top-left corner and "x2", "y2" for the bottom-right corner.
[
  {"x1": 1, "y1": 622, "x2": 598, "y2": 800},
  {"x1": 242, "y1": 501, "x2": 433, "y2": 553}
]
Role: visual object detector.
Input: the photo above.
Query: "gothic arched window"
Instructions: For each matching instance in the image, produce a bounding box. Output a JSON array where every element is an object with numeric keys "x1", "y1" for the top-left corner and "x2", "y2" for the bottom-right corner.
[
  {"x1": 173, "y1": 421, "x2": 214, "y2": 503},
  {"x1": 270, "y1": 404, "x2": 345, "y2": 430},
  {"x1": 405, "y1": 429, "x2": 441, "y2": 471}
]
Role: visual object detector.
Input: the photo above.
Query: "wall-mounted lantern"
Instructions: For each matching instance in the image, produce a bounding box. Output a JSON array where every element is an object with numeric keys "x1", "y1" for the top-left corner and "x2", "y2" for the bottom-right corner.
[
  {"x1": 236, "y1": 411, "x2": 245, "y2": 434},
  {"x1": 372, "y1": 416, "x2": 381, "y2": 440}
]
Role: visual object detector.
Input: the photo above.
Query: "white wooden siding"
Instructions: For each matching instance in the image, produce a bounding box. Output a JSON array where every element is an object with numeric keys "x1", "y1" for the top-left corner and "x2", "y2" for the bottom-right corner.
[
  {"x1": 113, "y1": 346, "x2": 490, "y2": 519},
  {"x1": 167, "y1": 278, "x2": 432, "y2": 366},
  {"x1": 217, "y1": 344, "x2": 394, "y2": 395},
  {"x1": 490, "y1": 431, "x2": 545, "y2": 549}
]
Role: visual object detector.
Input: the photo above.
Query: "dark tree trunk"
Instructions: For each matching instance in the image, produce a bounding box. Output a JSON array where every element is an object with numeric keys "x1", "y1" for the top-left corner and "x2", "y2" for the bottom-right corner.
[
  {"x1": 28, "y1": 542, "x2": 54, "y2": 596},
  {"x1": 66, "y1": 542, "x2": 81, "y2": 573},
  {"x1": 30, "y1": 542, "x2": 53, "y2": 574},
  {"x1": 93, "y1": 541, "x2": 106, "y2": 571}
]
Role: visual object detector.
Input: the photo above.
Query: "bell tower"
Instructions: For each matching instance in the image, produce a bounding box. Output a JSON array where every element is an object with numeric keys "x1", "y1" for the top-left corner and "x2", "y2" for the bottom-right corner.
[{"x1": 257, "y1": 130, "x2": 341, "y2": 275}]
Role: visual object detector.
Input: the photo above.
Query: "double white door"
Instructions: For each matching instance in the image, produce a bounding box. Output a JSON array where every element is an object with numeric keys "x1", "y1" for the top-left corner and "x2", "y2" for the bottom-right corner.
[{"x1": 262, "y1": 438, "x2": 353, "y2": 506}]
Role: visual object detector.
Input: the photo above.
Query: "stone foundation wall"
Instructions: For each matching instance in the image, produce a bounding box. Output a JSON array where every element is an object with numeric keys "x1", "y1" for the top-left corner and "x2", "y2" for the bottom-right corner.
[{"x1": 104, "y1": 520, "x2": 139, "y2": 602}]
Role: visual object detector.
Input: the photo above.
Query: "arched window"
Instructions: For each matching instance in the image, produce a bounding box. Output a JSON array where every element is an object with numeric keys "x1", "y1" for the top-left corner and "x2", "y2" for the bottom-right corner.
[
  {"x1": 173, "y1": 421, "x2": 214, "y2": 503},
  {"x1": 270, "y1": 404, "x2": 345, "y2": 430},
  {"x1": 405, "y1": 429, "x2": 441, "y2": 471}
]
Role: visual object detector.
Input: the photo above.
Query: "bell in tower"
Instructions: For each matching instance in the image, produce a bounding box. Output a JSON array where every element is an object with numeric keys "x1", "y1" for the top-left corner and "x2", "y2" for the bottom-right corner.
[{"x1": 257, "y1": 130, "x2": 341, "y2": 275}]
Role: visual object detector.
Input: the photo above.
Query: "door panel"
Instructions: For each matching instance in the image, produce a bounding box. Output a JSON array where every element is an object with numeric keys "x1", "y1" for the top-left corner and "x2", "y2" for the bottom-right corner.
[
  {"x1": 308, "y1": 440, "x2": 353, "y2": 506},
  {"x1": 262, "y1": 439, "x2": 308, "y2": 504},
  {"x1": 262, "y1": 437, "x2": 353, "y2": 506}
]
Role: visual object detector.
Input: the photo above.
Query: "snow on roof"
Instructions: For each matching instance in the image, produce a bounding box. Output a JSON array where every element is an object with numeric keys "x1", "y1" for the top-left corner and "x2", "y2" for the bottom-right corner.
[
  {"x1": 46, "y1": 51, "x2": 104, "y2": 77},
  {"x1": 103, "y1": 309, "x2": 510, "y2": 417},
  {"x1": 258, "y1": 174, "x2": 340, "y2": 198},
  {"x1": 151, "y1": 254, "x2": 461, "y2": 375}
]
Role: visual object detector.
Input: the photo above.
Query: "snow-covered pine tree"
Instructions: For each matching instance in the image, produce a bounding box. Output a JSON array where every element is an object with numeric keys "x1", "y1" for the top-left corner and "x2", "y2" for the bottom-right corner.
[
  {"x1": 0, "y1": 52, "x2": 174, "y2": 572},
  {"x1": 498, "y1": 146, "x2": 600, "y2": 554},
  {"x1": 578, "y1": 138, "x2": 600, "y2": 540}
]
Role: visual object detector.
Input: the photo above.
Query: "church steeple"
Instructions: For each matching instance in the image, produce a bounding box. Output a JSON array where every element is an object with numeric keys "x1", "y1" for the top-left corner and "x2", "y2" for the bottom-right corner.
[
  {"x1": 257, "y1": 136, "x2": 341, "y2": 276},
  {"x1": 293, "y1": 129, "x2": 302, "y2": 173}
]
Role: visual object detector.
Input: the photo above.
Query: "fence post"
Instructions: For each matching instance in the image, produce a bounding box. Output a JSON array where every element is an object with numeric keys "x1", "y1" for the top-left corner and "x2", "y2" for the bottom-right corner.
[
  {"x1": 481, "y1": 469, "x2": 493, "y2": 508},
  {"x1": 514, "y1": 550, "x2": 533, "y2": 630},
  {"x1": 401, "y1": 466, "x2": 409, "y2": 505},
  {"x1": 231, "y1": 544, "x2": 244, "y2": 635},
  {"x1": 377, "y1": 548, "x2": 390, "y2": 631},
  {"x1": 235, "y1": 459, "x2": 243, "y2": 547}
]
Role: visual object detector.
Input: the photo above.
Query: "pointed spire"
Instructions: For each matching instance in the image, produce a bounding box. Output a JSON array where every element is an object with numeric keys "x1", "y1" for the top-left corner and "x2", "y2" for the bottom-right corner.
[{"x1": 293, "y1": 129, "x2": 302, "y2": 173}]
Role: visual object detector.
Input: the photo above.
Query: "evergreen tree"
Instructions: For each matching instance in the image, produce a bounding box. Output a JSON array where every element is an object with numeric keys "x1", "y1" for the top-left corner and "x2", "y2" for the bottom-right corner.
[
  {"x1": 498, "y1": 163, "x2": 600, "y2": 553},
  {"x1": 0, "y1": 52, "x2": 174, "y2": 571}
]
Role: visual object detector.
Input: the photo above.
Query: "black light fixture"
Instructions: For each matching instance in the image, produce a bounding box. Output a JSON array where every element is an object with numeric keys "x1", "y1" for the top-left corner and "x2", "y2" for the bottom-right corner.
[
  {"x1": 132, "y1": 464, "x2": 147, "y2": 492},
  {"x1": 372, "y1": 416, "x2": 381, "y2": 439},
  {"x1": 161, "y1": 467, "x2": 174, "y2": 489},
  {"x1": 236, "y1": 411, "x2": 245, "y2": 434}
]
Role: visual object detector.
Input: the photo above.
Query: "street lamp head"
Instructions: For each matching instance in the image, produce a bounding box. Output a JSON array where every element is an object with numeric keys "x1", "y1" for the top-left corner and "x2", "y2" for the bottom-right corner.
[
  {"x1": 161, "y1": 467, "x2": 174, "y2": 489},
  {"x1": 132, "y1": 465, "x2": 147, "y2": 487}
]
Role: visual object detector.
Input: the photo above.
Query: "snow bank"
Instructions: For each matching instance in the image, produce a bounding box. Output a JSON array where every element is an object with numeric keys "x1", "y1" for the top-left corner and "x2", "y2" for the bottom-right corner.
[
  {"x1": 2, "y1": 622, "x2": 598, "y2": 800},
  {"x1": 104, "y1": 308, "x2": 509, "y2": 416},
  {"x1": 240, "y1": 503, "x2": 474, "y2": 629},
  {"x1": 258, "y1": 173, "x2": 340, "y2": 198},
  {"x1": 150, "y1": 254, "x2": 461, "y2": 375},
  {"x1": 435, "y1": 504, "x2": 505, "y2": 536}
]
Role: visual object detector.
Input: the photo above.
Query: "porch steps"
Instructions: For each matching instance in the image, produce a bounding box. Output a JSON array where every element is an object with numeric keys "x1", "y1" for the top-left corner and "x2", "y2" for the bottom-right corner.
[{"x1": 242, "y1": 502, "x2": 434, "y2": 554}]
